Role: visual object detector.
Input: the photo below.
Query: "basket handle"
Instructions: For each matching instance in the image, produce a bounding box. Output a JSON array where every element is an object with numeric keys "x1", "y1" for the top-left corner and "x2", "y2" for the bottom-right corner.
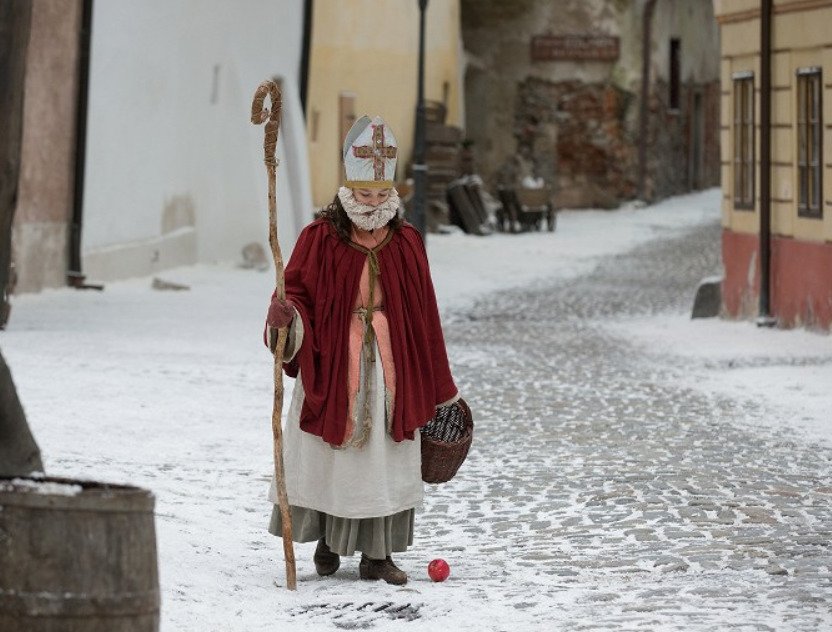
[{"x1": 456, "y1": 397, "x2": 473, "y2": 431}]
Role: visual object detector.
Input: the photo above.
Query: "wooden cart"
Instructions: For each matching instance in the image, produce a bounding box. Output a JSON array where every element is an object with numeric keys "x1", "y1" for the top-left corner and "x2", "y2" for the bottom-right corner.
[{"x1": 497, "y1": 186, "x2": 557, "y2": 233}]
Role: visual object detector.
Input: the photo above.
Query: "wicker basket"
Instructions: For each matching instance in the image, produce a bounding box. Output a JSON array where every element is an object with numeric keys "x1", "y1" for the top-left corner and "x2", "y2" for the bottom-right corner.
[{"x1": 420, "y1": 398, "x2": 474, "y2": 484}]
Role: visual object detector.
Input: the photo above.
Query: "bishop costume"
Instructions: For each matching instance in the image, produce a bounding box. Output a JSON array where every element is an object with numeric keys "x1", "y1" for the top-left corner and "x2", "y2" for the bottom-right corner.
[{"x1": 267, "y1": 116, "x2": 458, "y2": 561}]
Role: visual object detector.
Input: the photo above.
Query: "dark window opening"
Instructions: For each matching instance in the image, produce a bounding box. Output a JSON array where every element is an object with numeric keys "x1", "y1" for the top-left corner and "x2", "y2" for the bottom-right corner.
[
  {"x1": 797, "y1": 67, "x2": 823, "y2": 218},
  {"x1": 669, "y1": 38, "x2": 681, "y2": 110},
  {"x1": 733, "y1": 72, "x2": 755, "y2": 210}
]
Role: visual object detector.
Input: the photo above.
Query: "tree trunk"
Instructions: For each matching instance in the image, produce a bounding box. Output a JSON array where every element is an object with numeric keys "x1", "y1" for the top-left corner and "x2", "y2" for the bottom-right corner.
[
  {"x1": 0, "y1": 350, "x2": 42, "y2": 476},
  {"x1": 0, "y1": 1, "x2": 43, "y2": 476},
  {"x1": 0, "y1": 0, "x2": 32, "y2": 327}
]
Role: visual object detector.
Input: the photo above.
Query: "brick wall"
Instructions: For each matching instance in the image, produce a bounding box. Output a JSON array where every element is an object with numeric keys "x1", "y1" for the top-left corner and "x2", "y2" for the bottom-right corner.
[{"x1": 515, "y1": 77, "x2": 638, "y2": 208}]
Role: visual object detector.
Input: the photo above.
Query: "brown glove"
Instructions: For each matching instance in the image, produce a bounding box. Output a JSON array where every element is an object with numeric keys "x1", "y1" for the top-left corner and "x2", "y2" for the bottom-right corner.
[{"x1": 267, "y1": 295, "x2": 295, "y2": 329}]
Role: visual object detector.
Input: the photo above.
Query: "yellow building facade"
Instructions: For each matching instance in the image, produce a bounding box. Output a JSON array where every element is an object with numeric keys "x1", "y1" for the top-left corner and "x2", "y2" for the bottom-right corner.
[
  {"x1": 305, "y1": 0, "x2": 463, "y2": 208},
  {"x1": 715, "y1": 0, "x2": 832, "y2": 328}
]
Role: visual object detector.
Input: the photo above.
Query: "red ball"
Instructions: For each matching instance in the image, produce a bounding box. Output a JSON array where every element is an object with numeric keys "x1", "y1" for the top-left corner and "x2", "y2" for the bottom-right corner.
[{"x1": 428, "y1": 558, "x2": 450, "y2": 582}]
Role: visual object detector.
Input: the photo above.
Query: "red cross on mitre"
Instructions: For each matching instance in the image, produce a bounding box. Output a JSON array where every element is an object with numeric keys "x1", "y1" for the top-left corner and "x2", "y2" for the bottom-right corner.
[{"x1": 352, "y1": 124, "x2": 398, "y2": 181}]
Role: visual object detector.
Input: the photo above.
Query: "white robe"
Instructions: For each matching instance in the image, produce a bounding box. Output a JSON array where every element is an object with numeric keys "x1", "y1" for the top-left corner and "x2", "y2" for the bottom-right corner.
[{"x1": 268, "y1": 318, "x2": 423, "y2": 519}]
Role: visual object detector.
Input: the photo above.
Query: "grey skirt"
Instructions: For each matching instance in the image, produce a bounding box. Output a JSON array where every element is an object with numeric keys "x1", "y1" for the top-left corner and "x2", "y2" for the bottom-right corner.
[{"x1": 268, "y1": 504, "x2": 415, "y2": 559}]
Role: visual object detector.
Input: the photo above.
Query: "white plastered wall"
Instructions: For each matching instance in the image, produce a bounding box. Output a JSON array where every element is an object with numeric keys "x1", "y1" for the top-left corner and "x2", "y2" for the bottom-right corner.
[{"x1": 81, "y1": 0, "x2": 313, "y2": 281}]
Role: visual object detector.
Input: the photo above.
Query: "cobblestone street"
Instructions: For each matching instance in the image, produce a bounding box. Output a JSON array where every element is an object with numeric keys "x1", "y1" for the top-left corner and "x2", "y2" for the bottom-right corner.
[
  {"x1": 6, "y1": 213, "x2": 830, "y2": 631},
  {"x1": 292, "y1": 219, "x2": 832, "y2": 630},
  {"x1": 419, "y1": 219, "x2": 832, "y2": 630}
]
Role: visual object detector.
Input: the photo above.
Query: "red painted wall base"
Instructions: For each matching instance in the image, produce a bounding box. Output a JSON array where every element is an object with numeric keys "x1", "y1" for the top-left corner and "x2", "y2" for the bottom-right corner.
[{"x1": 722, "y1": 228, "x2": 832, "y2": 330}]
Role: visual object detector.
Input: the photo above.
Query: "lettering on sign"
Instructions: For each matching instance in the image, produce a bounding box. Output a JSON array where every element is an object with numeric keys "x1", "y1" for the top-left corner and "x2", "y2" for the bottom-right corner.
[{"x1": 531, "y1": 34, "x2": 620, "y2": 62}]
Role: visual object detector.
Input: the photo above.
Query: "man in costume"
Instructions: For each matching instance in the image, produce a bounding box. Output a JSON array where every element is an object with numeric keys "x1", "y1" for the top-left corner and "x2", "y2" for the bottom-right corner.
[{"x1": 265, "y1": 115, "x2": 459, "y2": 585}]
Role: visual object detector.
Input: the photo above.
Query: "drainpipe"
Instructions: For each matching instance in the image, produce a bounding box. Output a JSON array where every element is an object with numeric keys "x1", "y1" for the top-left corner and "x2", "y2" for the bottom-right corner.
[
  {"x1": 411, "y1": 0, "x2": 428, "y2": 239},
  {"x1": 757, "y1": 0, "x2": 775, "y2": 326},
  {"x1": 67, "y1": 0, "x2": 93, "y2": 287},
  {"x1": 298, "y1": 0, "x2": 313, "y2": 118},
  {"x1": 637, "y1": 0, "x2": 658, "y2": 201}
]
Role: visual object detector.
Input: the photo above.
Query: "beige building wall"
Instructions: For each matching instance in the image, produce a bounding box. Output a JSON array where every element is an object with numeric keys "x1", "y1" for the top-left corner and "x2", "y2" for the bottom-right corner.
[
  {"x1": 12, "y1": 0, "x2": 83, "y2": 293},
  {"x1": 716, "y1": 0, "x2": 832, "y2": 243},
  {"x1": 305, "y1": 0, "x2": 463, "y2": 208}
]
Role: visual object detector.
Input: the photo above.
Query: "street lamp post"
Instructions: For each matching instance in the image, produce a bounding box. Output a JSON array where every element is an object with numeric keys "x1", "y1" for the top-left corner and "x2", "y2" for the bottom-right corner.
[{"x1": 411, "y1": 0, "x2": 428, "y2": 238}]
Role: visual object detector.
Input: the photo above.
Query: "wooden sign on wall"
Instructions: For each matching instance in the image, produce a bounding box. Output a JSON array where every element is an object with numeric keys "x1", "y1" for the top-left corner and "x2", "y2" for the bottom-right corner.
[{"x1": 531, "y1": 34, "x2": 620, "y2": 62}]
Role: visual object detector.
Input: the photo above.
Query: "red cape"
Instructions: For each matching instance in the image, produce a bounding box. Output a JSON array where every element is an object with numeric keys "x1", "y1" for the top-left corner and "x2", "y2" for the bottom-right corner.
[{"x1": 283, "y1": 219, "x2": 457, "y2": 445}]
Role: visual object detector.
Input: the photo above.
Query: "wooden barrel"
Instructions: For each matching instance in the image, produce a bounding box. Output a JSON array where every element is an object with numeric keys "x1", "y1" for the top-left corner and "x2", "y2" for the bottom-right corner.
[{"x1": 0, "y1": 476, "x2": 160, "y2": 632}]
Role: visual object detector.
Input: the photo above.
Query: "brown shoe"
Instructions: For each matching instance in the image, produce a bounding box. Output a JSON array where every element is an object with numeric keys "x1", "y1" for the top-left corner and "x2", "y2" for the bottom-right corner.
[
  {"x1": 359, "y1": 553, "x2": 408, "y2": 585},
  {"x1": 313, "y1": 538, "x2": 340, "y2": 576}
]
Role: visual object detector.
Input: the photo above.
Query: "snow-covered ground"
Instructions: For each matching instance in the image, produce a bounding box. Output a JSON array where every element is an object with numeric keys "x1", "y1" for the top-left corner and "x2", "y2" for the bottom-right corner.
[
  {"x1": 609, "y1": 315, "x2": 832, "y2": 448},
  {"x1": 430, "y1": 190, "x2": 718, "y2": 312},
  {"x1": 436, "y1": 186, "x2": 829, "y2": 447},
  {"x1": 2, "y1": 187, "x2": 830, "y2": 630}
]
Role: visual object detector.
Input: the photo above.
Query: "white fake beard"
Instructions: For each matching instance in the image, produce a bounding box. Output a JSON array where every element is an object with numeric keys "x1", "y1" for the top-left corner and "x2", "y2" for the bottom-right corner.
[{"x1": 338, "y1": 186, "x2": 400, "y2": 232}]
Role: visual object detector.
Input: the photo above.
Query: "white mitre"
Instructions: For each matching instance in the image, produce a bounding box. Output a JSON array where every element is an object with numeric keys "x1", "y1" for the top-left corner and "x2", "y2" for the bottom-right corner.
[{"x1": 342, "y1": 115, "x2": 398, "y2": 189}]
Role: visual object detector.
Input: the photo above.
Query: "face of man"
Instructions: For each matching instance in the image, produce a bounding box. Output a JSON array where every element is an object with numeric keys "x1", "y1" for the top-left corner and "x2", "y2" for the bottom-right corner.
[{"x1": 352, "y1": 188, "x2": 391, "y2": 207}]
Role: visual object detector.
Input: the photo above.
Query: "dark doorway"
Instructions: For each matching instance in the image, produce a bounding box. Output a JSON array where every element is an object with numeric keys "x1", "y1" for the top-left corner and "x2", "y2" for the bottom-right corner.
[{"x1": 669, "y1": 38, "x2": 681, "y2": 110}]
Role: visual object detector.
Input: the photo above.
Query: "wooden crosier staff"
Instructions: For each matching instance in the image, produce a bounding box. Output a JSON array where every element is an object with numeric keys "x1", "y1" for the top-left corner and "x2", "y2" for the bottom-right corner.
[{"x1": 250, "y1": 79, "x2": 296, "y2": 591}]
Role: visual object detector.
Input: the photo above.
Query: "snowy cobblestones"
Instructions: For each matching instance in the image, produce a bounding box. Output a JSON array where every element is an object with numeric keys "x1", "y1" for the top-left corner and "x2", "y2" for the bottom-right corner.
[
  {"x1": 403, "y1": 220, "x2": 832, "y2": 630},
  {"x1": 4, "y1": 196, "x2": 830, "y2": 630}
]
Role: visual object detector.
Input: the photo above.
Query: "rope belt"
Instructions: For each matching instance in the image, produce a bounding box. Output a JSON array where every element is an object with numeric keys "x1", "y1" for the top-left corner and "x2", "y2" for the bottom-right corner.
[{"x1": 347, "y1": 232, "x2": 393, "y2": 363}]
